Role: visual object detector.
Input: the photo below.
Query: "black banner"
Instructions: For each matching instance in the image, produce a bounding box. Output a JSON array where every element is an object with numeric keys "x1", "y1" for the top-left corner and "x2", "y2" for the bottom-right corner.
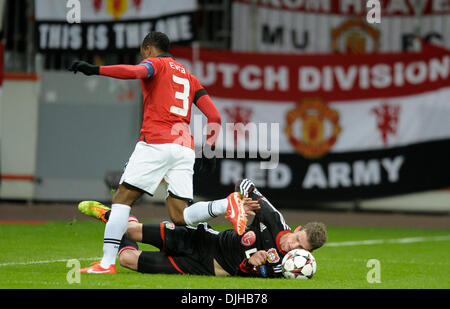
[
  {"x1": 194, "y1": 139, "x2": 450, "y2": 204},
  {"x1": 36, "y1": 12, "x2": 196, "y2": 53}
]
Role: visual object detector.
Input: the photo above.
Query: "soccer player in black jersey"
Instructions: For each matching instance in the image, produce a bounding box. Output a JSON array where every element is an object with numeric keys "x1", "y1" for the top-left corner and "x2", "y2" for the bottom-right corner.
[{"x1": 82, "y1": 179, "x2": 328, "y2": 277}]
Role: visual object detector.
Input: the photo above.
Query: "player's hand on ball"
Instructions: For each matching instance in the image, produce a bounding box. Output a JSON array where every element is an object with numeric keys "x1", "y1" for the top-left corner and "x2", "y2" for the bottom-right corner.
[
  {"x1": 243, "y1": 197, "x2": 260, "y2": 216},
  {"x1": 248, "y1": 250, "x2": 269, "y2": 267},
  {"x1": 68, "y1": 60, "x2": 100, "y2": 76}
]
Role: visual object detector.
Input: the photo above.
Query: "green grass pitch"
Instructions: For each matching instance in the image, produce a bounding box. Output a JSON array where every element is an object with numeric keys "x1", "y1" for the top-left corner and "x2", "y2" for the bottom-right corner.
[{"x1": 0, "y1": 220, "x2": 449, "y2": 289}]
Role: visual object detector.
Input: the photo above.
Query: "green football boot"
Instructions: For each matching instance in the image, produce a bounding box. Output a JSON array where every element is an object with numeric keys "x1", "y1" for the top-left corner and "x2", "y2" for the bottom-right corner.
[{"x1": 78, "y1": 201, "x2": 110, "y2": 223}]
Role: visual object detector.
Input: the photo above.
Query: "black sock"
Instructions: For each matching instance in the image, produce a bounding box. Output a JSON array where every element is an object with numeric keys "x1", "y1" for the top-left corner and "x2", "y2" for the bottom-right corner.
[
  {"x1": 105, "y1": 210, "x2": 135, "y2": 222},
  {"x1": 105, "y1": 210, "x2": 111, "y2": 221},
  {"x1": 119, "y1": 234, "x2": 139, "y2": 252}
]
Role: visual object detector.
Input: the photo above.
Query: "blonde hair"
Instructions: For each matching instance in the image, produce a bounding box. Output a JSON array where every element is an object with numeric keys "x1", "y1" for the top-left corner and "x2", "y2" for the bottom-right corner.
[{"x1": 301, "y1": 222, "x2": 327, "y2": 251}]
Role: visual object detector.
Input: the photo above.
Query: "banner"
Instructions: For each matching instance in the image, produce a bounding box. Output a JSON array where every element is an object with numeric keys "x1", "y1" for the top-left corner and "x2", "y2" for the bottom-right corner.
[
  {"x1": 0, "y1": 0, "x2": 4, "y2": 188},
  {"x1": 35, "y1": 0, "x2": 197, "y2": 52},
  {"x1": 170, "y1": 44, "x2": 450, "y2": 202},
  {"x1": 232, "y1": 0, "x2": 450, "y2": 53}
]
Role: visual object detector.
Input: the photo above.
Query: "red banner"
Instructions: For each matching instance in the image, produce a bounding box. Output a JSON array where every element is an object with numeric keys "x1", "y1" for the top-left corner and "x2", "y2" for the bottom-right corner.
[{"x1": 171, "y1": 44, "x2": 450, "y2": 103}]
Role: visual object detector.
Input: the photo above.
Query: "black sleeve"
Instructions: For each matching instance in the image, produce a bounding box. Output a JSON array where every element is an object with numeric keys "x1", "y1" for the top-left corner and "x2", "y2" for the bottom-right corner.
[
  {"x1": 193, "y1": 88, "x2": 208, "y2": 105},
  {"x1": 235, "y1": 258, "x2": 258, "y2": 277},
  {"x1": 256, "y1": 197, "x2": 291, "y2": 235},
  {"x1": 235, "y1": 258, "x2": 283, "y2": 278}
]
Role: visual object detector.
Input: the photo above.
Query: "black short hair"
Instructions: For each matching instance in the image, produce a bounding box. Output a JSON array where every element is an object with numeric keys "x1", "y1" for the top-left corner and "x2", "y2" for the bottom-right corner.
[{"x1": 141, "y1": 32, "x2": 170, "y2": 53}]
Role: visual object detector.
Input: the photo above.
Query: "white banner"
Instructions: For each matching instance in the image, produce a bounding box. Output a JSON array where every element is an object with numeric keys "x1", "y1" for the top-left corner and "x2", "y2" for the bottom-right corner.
[
  {"x1": 232, "y1": 0, "x2": 450, "y2": 53},
  {"x1": 35, "y1": 0, "x2": 197, "y2": 21},
  {"x1": 194, "y1": 87, "x2": 450, "y2": 155}
]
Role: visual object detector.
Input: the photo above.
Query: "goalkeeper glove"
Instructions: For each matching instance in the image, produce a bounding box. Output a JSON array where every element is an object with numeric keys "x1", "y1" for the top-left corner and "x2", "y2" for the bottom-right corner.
[{"x1": 68, "y1": 60, "x2": 100, "y2": 76}]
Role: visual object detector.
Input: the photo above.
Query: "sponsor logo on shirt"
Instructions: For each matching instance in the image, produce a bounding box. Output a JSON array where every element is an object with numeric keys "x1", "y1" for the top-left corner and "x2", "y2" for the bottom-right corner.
[
  {"x1": 259, "y1": 222, "x2": 267, "y2": 232},
  {"x1": 241, "y1": 231, "x2": 256, "y2": 247},
  {"x1": 165, "y1": 222, "x2": 175, "y2": 230}
]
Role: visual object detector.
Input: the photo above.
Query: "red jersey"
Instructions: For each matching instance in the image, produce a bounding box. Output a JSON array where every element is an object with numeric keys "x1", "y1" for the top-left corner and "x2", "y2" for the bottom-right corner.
[
  {"x1": 99, "y1": 54, "x2": 221, "y2": 150},
  {"x1": 139, "y1": 55, "x2": 203, "y2": 149}
]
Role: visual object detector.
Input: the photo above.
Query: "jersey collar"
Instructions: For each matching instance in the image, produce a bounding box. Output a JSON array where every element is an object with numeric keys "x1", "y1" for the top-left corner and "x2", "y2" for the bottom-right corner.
[
  {"x1": 156, "y1": 52, "x2": 173, "y2": 58},
  {"x1": 276, "y1": 230, "x2": 292, "y2": 255}
]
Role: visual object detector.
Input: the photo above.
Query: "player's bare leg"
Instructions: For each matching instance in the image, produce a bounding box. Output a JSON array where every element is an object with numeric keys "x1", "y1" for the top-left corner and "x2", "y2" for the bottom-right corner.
[
  {"x1": 118, "y1": 249, "x2": 141, "y2": 271},
  {"x1": 166, "y1": 195, "x2": 189, "y2": 225},
  {"x1": 112, "y1": 183, "x2": 143, "y2": 205},
  {"x1": 126, "y1": 221, "x2": 143, "y2": 242}
]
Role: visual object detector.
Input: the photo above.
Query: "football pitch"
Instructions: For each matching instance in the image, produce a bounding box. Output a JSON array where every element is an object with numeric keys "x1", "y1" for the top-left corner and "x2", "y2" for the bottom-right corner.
[{"x1": 1, "y1": 219, "x2": 449, "y2": 290}]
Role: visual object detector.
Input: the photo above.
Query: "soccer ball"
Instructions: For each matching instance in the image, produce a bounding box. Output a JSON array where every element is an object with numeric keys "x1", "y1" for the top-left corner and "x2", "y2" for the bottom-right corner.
[{"x1": 282, "y1": 249, "x2": 317, "y2": 279}]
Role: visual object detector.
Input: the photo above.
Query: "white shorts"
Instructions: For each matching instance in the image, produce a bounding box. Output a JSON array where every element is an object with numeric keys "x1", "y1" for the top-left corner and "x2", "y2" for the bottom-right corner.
[{"x1": 119, "y1": 142, "x2": 195, "y2": 201}]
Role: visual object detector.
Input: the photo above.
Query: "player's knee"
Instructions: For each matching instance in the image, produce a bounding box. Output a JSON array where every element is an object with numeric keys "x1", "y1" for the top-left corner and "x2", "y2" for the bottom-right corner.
[
  {"x1": 118, "y1": 250, "x2": 139, "y2": 270},
  {"x1": 112, "y1": 184, "x2": 142, "y2": 206},
  {"x1": 127, "y1": 222, "x2": 143, "y2": 242}
]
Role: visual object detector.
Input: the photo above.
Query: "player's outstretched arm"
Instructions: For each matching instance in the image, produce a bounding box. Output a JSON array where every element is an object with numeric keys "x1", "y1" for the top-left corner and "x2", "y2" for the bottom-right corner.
[
  {"x1": 68, "y1": 60, "x2": 149, "y2": 79},
  {"x1": 99, "y1": 64, "x2": 149, "y2": 79}
]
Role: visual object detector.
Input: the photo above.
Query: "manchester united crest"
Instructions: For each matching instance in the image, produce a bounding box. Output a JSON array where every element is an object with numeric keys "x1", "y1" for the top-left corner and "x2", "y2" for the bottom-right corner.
[
  {"x1": 93, "y1": 0, "x2": 143, "y2": 19},
  {"x1": 285, "y1": 98, "x2": 341, "y2": 158},
  {"x1": 106, "y1": 0, "x2": 128, "y2": 19},
  {"x1": 331, "y1": 18, "x2": 380, "y2": 54}
]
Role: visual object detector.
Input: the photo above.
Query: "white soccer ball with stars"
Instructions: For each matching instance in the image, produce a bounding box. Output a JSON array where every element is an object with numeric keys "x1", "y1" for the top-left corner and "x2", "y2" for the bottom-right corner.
[{"x1": 282, "y1": 249, "x2": 317, "y2": 279}]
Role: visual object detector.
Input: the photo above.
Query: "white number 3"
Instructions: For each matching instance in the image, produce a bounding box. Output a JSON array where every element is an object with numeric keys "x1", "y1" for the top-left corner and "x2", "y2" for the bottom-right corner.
[{"x1": 171, "y1": 75, "x2": 190, "y2": 117}]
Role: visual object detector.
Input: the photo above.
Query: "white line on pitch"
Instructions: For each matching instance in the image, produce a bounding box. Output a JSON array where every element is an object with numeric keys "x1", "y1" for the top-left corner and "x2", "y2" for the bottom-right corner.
[
  {"x1": 324, "y1": 235, "x2": 450, "y2": 247},
  {"x1": 0, "y1": 257, "x2": 101, "y2": 267},
  {"x1": 1, "y1": 235, "x2": 450, "y2": 267}
]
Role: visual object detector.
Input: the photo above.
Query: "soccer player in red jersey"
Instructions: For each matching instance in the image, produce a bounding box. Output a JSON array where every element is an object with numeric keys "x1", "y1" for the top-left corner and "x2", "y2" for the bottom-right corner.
[{"x1": 69, "y1": 32, "x2": 247, "y2": 274}]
